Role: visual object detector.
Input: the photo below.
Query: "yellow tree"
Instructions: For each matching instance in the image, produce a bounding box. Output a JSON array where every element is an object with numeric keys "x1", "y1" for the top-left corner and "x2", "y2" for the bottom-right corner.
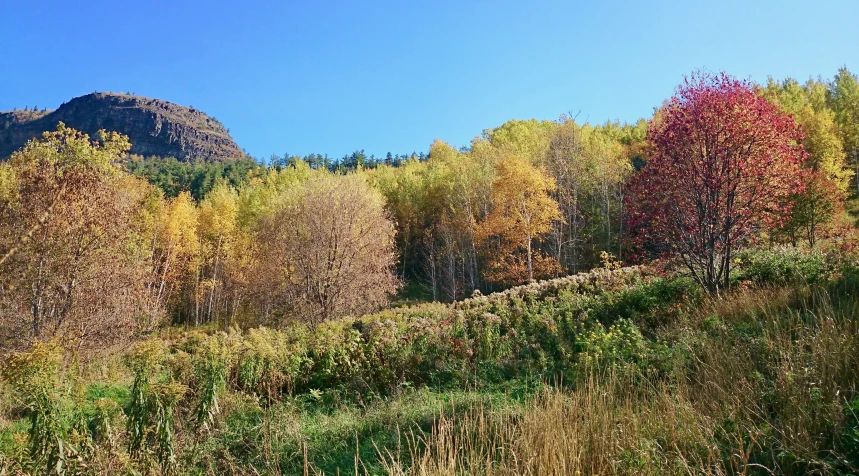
[
  {"x1": 581, "y1": 125, "x2": 630, "y2": 257},
  {"x1": 0, "y1": 124, "x2": 159, "y2": 352},
  {"x1": 763, "y1": 78, "x2": 852, "y2": 190},
  {"x1": 796, "y1": 105, "x2": 852, "y2": 190},
  {"x1": 366, "y1": 157, "x2": 430, "y2": 283},
  {"x1": 763, "y1": 77, "x2": 852, "y2": 245},
  {"x1": 428, "y1": 139, "x2": 492, "y2": 296},
  {"x1": 484, "y1": 119, "x2": 557, "y2": 164},
  {"x1": 235, "y1": 159, "x2": 314, "y2": 228},
  {"x1": 196, "y1": 182, "x2": 238, "y2": 325},
  {"x1": 0, "y1": 164, "x2": 16, "y2": 219},
  {"x1": 149, "y1": 191, "x2": 200, "y2": 316},
  {"x1": 228, "y1": 161, "x2": 319, "y2": 325},
  {"x1": 477, "y1": 155, "x2": 561, "y2": 285},
  {"x1": 828, "y1": 68, "x2": 859, "y2": 192}
]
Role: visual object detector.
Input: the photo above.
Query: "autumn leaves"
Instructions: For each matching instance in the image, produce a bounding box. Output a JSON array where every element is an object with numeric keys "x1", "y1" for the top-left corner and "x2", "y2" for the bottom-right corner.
[
  {"x1": 372, "y1": 124, "x2": 636, "y2": 301},
  {"x1": 0, "y1": 125, "x2": 155, "y2": 352},
  {"x1": 626, "y1": 72, "x2": 831, "y2": 293},
  {"x1": 2, "y1": 68, "x2": 858, "y2": 352},
  {"x1": 475, "y1": 155, "x2": 561, "y2": 285},
  {"x1": 0, "y1": 133, "x2": 402, "y2": 352}
]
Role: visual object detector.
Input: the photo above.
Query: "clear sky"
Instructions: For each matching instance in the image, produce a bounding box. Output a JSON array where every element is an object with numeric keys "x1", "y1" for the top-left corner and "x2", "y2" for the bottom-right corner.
[{"x1": 1, "y1": 0, "x2": 857, "y2": 160}]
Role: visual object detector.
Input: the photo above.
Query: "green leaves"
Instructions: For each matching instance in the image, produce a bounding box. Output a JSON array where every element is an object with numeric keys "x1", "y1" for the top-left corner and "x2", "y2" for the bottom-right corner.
[
  {"x1": 125, "y1": 340, "x2": 188, "y2": 473},
  {"x1": 0, "y1": 342, "x2": 72, "y2": 474}
]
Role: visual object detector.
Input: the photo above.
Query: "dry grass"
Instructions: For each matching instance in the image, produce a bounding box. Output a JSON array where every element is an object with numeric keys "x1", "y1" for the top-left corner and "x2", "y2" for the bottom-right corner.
[
  {"x1": 376, "y1": 378, "x2": 722, "y2": 475},
  {"x1": 375, "y1": 286, "x2": 859, "y2": 476},
  {"x1": 2, "y1": 279, "x2": 857, "y2": 475}
]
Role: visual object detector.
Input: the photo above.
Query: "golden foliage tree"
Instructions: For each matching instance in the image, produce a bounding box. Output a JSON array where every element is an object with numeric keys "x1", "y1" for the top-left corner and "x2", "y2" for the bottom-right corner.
[
  {"x1": 762, "y1": 77, "x2": 853, "y2": 246},
  {"x1": 0, "y1": 124, "x2": 158, "y2": 352},
  {"x1": 147, "y1": 191, "x2": 201, "y2": 319},
  {"x1": 196, "y1": 183, "x2": 239, "y2": 325},
  {"x1": 477, "y1": 155, "x2": 562, "y2": 285}
]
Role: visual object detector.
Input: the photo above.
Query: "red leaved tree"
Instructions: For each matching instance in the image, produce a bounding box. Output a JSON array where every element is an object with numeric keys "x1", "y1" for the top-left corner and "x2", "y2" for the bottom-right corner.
[{"x1": 626, "y1": 72, "x2": 805, "y2": 293}]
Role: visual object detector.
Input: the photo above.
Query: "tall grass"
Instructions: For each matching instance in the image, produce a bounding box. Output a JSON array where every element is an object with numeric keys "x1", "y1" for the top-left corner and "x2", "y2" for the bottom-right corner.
[
  {"x1": 1, "y1": 257, "x2": 858, "y2": 474},
  {"x1": 378, "y1": 284, "x2": 859, "y2": 475},
  {"x1": 379, "y1": 377, "x2": 719, "y2": 475}
]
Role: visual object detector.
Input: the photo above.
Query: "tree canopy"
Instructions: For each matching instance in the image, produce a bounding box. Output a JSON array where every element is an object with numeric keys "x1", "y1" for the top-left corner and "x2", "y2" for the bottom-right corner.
[
  {"x1": 626, "y1": 72, "x2": 805, "y2": 293},
  {"x1": 3, "y1": 66, "x2": 858, "y2": 340}
]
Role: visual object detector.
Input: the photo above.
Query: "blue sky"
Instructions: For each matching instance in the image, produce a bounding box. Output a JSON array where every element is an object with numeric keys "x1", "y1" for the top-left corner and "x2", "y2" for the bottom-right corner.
[{"x1": 1, "y1": 1, "x2": 857, "y2": 160}]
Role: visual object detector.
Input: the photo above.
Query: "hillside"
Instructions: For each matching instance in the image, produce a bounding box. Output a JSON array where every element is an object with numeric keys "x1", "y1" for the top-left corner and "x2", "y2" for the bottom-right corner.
[
  {"x1": 0, "y1": 92, "x2": 244, "y2": 161},
  {"x1": 1, "y1": 65, "x2": 858, "y2": 474},
  {"x1": 2, "y1": 249, "x2": 858, "y2": 474}
]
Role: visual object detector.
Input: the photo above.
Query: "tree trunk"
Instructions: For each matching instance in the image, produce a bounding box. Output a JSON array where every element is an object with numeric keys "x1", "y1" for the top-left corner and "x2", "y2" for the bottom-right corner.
[
  {"x1": 155, "y1": 249, "x2": 173, "y2": 310},
  {"x1": 526, "y1": 234, "x2": 533, "y2": 282},
  {"x1": 723, "y1": 245, "x2": 732, "y2": 293},
  {"x1": 206, "y1": 236, "x2": 222, "y2": 323}
]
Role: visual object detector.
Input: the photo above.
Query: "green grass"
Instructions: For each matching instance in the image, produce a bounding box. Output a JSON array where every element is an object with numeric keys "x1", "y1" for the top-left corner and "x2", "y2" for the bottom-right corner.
[
  {"x1": 187, "y1": 383, "x2": 538, "y2": 475},
  {"x1": 84, "y1": 383, "x2": 131, "y2": 407},
  {"x1": 0, "y1": 419, "x2": 27, "y2": 453},
  {"x1": 1, "y1": 252, "x2": 858, "y2": 474}
]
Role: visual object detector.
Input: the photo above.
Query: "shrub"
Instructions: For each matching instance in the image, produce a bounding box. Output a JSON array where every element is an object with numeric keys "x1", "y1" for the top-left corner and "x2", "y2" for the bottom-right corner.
[
  {"x1": 138, "y1": 266, "x2": 691, "y2": 404},
  {"x1": 141, "y1": 266, "x2": 694, "y2": 405},
  {"x1": 0, "y1": 341, "x2": 69, "y2": 473},
  {"x1": 574, "y1": 318, "x2": 650, "y2": 372},
  {"x1": 733, "y1": 246, "x2": 829, "y2": 285},
  {"x1": 235, "y1": 326, "x2": 310, "y2": 401},
  {"x1": 589, "y1": 276, "x2": 702, "y2": 333},
  {"x1": 124, "y1": 339, "x2": 188, "y2": 473},
  {"x1": 3, "y1": 261, "x2": 858, "y2": 474}
]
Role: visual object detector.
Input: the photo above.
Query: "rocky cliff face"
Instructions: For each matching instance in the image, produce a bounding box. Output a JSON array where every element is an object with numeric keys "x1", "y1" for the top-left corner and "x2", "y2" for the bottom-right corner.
[{"x1": 0, "y1": 92, "x2": 244, "y2": 161}]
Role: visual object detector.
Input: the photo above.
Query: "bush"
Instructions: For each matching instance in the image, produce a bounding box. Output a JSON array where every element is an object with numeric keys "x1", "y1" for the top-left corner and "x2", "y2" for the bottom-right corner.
[
  {"x1": 733, "y1": 246, "x2": 829, "y2": 285},
  {"x1": 3, "y1": 261, "x2": 859, "y2": 474},
  {"x1": 0, "y1": 342, "x2": 68, "y2": 473},
  {"x1": 150, "y1": 266, "x2": 683, "y2": 401},
  {"x1": 589, "y1": 276, "x2": 702, "y2": 333}
]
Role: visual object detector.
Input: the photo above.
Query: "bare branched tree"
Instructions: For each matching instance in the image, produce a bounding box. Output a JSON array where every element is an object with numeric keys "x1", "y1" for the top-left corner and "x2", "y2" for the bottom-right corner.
[{"x1": 255, "y1": 174, "x2": 399, "y2": 326}]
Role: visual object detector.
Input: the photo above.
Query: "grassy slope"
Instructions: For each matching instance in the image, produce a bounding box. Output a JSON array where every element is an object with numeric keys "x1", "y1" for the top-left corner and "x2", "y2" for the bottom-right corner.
[{"x1": 1, "y1": 252, "x2": 858, "y2": 474}]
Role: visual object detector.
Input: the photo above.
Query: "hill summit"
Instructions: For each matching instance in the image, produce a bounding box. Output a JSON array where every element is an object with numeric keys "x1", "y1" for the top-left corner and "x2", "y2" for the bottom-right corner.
[{"x1": 0, "y1": 92, "x2": 244, "y2": 161}]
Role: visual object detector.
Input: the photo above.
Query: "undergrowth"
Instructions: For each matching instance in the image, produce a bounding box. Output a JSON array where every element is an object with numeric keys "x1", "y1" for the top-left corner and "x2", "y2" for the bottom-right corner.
[{"x1": 0, "y1": 250, "x2": 857, "y2": 474}]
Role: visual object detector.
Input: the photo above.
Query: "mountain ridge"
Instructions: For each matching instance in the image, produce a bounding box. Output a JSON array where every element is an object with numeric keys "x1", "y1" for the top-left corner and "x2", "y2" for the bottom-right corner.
[{"x1": 0, "y1": 92, "x2": 244, "y2": 161}]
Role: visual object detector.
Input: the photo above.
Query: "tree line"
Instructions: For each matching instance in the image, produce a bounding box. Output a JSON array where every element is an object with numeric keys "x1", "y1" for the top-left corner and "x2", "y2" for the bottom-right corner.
[
  {"x1": 1, "y1": 67, "x2": 858, "y2": 353},
  {"x1": 124, "y1": 151, "x2": 429, "y2": 201}
]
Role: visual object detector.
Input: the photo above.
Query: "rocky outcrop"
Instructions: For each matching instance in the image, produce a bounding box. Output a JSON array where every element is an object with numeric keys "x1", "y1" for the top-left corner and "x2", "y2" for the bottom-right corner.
[{"x1": 0, "y1": 92, "x2": 244, "y2": 161}]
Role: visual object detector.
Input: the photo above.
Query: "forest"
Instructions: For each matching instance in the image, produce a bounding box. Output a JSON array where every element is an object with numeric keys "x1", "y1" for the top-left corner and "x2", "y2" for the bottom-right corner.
[{"x1": 0, "y1": 68, "x2": 858, "y2": 474}]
